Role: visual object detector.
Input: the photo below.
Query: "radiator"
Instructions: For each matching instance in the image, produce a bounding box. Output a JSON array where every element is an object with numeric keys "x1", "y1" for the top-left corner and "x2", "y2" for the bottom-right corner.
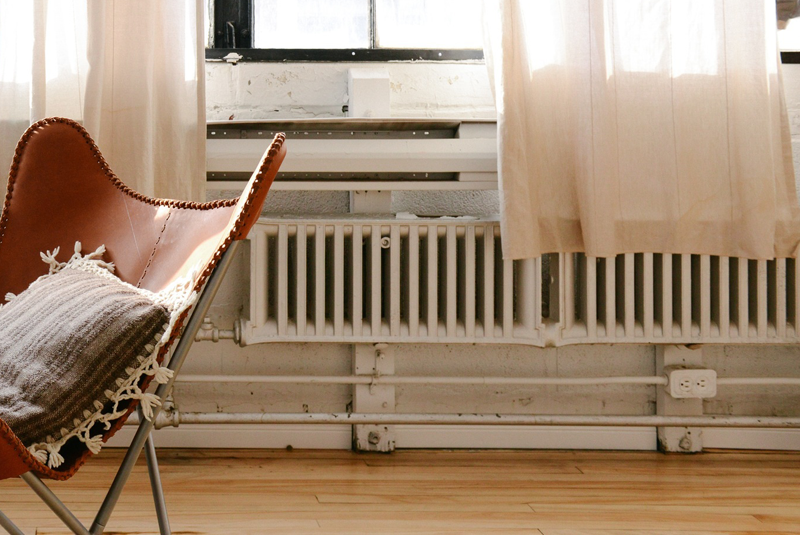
[
  {"x1": 240, "y1": 218, "x2": 543, "y2": 345},
  {"x1": 238, "y1": 219, "x2": 800, "y2": 346},
  {"x1": 557, "y1": 252, "x2": 798, "y2": 344}
]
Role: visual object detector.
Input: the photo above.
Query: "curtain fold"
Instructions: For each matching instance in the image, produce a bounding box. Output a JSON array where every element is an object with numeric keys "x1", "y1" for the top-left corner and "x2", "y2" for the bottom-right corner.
[
  {"x1": 778, "y1": 0, "x2": 800, "y2": 27},
  {"x1": 484, "y1": 0, "x2": 800, "y2": 260},
  {"x1": 0, "y1": 0, "x2": 205, "y2": 202}
]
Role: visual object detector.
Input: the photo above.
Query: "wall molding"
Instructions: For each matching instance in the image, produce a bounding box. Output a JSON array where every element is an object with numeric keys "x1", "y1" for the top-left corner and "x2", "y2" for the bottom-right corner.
[
  {"x1": 109, "y1": 424, "x2": 656, "y2": 451},
  {"x1": 108, "y1": 424, "x2": 800, "y2": 451},
  {"x1": 703, "y1": 428, "x2": 800, "y2": 451}
]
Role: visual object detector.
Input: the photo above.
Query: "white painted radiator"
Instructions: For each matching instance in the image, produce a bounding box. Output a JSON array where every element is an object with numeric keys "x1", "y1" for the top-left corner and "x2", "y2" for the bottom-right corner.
[
  {"x1": 240, "y1": 218, "x2": 542, "y2": 345},
  {"x1": 238, "y1": 219, "x2": 800, "y2": 346},
  {"x1": 557, "y1": 253, "x2": 799, "y2": 344}
]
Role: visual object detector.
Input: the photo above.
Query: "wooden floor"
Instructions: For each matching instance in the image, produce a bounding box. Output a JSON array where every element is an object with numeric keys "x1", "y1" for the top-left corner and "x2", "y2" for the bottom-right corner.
[{"x1": 2, "y1": 449, "x2": 800, "y2": 535}]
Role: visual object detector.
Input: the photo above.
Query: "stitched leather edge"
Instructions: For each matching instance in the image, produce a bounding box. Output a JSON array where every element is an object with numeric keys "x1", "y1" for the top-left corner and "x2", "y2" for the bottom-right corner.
[{"x1": 1, "y1": 118, "x2": 238, "y2": 246}]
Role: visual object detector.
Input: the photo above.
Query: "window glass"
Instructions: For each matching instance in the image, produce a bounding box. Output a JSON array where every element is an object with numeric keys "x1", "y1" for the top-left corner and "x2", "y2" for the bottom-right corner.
[
  {"x1": 780, "y1": 18, "x2": 800, "y2": 51},
  {"x1": 375, "y1": 0, "x2": 483, "y2": 49},
  {"x1": 253, "y1": 0, "x2": 369, "y2": 49}
]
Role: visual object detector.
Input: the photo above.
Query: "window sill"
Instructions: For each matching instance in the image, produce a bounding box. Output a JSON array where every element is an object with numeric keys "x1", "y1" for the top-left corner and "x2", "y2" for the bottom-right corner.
[{"x1": 206, "y1": 48, "x2": 485, "y2": 63}]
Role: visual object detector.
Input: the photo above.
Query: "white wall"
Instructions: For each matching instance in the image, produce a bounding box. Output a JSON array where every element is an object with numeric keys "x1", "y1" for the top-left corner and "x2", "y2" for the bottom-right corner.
[
  {"x1": 165, "y1": 59, "x2": 800, "y2": 451},
  {"x1": 206, "y1": 61, "x2": 495, "y2": 120}
]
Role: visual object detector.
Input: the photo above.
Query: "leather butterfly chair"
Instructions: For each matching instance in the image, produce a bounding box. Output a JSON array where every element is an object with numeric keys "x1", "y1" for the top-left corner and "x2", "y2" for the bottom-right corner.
[{"x1": 0, "y1": 118, "x2": 286, "y2": 534}]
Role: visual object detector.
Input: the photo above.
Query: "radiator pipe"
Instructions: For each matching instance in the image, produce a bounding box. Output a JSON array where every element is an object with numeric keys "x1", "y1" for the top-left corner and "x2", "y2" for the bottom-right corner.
[{"x1": 127, "y1": 411, "x2": 800, "y2": 429}]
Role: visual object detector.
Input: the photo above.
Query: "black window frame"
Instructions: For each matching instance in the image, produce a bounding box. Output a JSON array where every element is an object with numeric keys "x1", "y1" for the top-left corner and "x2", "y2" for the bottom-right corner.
[
  {"x1": 209, "y1": 0, "x2": 798, "y2": 64},
  {"x1": 208, "y1": 0, "x2": 485, "y2": 62}
]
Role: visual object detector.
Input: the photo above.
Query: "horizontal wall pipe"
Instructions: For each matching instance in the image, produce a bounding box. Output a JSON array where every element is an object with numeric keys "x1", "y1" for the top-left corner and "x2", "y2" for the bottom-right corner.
[
  {"x1": 716, "y1": 378, "x2": 800, "y2": 386},
  {"x1": 177, "y1": 374, "x2": 670, "y2": 386},
  {"x1": 127, "y1": 412, "x2": 800, "y2": 429},
  {"x1": 177, "y1": 375, "x2": 800, "y2": 387}
]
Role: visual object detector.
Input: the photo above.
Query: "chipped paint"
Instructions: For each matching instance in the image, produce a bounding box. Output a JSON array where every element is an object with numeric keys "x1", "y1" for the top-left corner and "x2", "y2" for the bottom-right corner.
[{"x1": 206, "y1": 61, "x2": 495, "y2": 120}]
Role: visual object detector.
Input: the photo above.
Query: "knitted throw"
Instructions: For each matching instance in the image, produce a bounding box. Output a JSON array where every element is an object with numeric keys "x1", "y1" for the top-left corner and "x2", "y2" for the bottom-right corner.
[{"x1": 0, "y1": 243, "x2": 198, "y2": 468}]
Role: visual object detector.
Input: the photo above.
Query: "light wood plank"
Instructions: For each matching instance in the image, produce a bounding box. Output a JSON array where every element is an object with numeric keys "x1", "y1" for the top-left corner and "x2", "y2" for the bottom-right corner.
[{"x1": 2, "y1": 449, "x2": 798, "y2": 534}]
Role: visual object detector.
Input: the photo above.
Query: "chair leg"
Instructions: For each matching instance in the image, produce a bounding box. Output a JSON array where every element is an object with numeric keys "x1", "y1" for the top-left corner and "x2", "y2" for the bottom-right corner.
[
  {"x1": 90, "y1": 409, "x2": 154, "y2": 534},
  {"x1": 20, "y1": 472, "x2": 89, "y2": 535},
  {"x1": 6, "y1": 435, "x2": 170, "y2": 535},
  {"x1": 91, "y1": 244, "x2": 241, "y2": 534},
  {"x1": 0, "y1": 509, "x2": 25, "y2": 535},
  {"x1": 145, "y1": 433, "x2": 171, "y2": 535}
]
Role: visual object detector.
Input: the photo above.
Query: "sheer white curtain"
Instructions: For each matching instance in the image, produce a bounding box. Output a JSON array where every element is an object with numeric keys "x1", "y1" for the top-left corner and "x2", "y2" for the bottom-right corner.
[
  {"x1": 778, "y1": 0, "x2": 800, "y2": 26},
  {"x1": 484, "y1": 0, "x2": 800, "y2": 260},
  {"x1": 0, "y1": 0, "x2": 205, "y2": 201}
]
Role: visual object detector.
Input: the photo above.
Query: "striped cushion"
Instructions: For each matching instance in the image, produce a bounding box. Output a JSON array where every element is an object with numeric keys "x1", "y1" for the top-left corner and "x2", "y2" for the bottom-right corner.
[{"x1": 0, "y1": 267, "x2": 169, "y2": 451}]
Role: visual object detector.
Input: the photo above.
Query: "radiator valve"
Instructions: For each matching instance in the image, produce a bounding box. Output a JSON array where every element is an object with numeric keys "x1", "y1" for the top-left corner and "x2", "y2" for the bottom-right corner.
[{"x1": 195, "y1": 316, "x2": 238, "y2": 344}]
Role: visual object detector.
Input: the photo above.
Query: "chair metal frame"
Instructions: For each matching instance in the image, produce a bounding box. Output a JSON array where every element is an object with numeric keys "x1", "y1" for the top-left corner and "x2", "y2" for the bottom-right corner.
[{"x1": 0, "y1": 241, "x2": 240, "y2": 535}]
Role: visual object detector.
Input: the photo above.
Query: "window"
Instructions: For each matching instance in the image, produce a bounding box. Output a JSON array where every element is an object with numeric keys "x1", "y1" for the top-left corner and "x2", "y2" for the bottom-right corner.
[
  {"x1": 207, "y1": 0, "x2": 484, "y2": 62},
  {"x1": 781, "y1": 19, "x2": 800, "y2": 48},
  {"x1": 781, "y1": 19, "x2": 800, "y2": 63}
]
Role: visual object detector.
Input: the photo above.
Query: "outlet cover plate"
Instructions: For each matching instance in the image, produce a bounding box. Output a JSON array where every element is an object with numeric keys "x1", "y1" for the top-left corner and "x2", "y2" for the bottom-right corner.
[{"x1": 665, "y1": 366, "x2": 717, "y2": 399}]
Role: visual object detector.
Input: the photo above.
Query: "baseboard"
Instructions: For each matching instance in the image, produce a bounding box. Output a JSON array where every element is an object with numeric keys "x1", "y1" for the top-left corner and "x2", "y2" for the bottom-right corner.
[
  {"x1": 106, "y1": 424, "x2": 353, "y2": 449},
  {"x1": 702, "y1": 428, "x2": 800, "y2": 451},
  {"x1": 395, "y1": 425, "x2": 657, "y2": 450},
  {"x1": 106, "y1": 424, "x2": 800, "y2": 451},
  {"x1": 107, "y1": 424, "x2": 657, "y2": 450}
]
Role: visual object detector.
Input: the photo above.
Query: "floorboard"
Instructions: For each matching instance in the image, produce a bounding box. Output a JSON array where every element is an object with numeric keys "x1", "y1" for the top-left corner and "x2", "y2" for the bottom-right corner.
[{"x1": 1, "y1": 449, "x2": 798, "y2": 534}]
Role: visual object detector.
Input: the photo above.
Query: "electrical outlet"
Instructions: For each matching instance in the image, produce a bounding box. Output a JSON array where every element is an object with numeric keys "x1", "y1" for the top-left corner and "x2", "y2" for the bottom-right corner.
[{"x1": 665, "y1": 366, "x2": 717, "y2": 399}]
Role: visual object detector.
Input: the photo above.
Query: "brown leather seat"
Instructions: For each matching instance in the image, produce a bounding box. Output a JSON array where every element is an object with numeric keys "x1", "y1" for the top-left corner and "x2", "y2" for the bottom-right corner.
[{"x1": 0, "y1": 117, "x2": 285, "y2": 481}]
